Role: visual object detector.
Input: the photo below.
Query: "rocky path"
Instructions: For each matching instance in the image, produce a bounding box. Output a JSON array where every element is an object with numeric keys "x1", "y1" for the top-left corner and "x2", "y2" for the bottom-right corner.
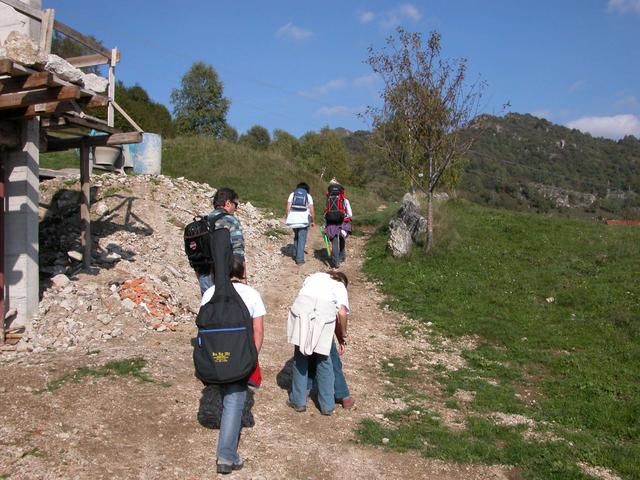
[{"x1": 0, "y1": 175, "x2": 511, "y2": 479}]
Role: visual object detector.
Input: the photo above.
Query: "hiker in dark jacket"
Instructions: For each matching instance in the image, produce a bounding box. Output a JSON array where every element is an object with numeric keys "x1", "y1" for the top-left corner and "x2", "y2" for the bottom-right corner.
[{"x1": 196, "y1": 187, "x2": 246, "y2": 294}]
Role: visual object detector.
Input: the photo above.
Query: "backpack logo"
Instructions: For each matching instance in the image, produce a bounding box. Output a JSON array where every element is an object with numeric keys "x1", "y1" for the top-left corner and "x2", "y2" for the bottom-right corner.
[{"x1": 212, "y1": 351, "x2": 231, "y2": 363}]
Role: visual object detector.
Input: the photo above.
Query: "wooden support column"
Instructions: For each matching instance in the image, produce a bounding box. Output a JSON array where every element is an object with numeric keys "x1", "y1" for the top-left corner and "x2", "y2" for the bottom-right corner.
[
  {"x1": 79, "y1": 142, "x2": 91, "y2": 268},
  {"x1": 0, "y1": 158, "x2": 5, "y2": 345},
  {"x1": 107, "y1": 48, "x2": 117, "y2": 127}
]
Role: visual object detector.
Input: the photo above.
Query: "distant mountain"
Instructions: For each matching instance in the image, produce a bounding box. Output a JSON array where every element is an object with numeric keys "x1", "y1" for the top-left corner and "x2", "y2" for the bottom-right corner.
[{"x1": 460, "y1": 113, "x2": 640, "y2": 219}]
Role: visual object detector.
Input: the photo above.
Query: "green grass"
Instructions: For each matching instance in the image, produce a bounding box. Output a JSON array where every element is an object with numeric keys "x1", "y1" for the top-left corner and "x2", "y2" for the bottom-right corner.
[
  {"x1": 359, "y1": 199, "x2": 640, "y2": 479},
  {"x1": 264, "y1": 227, "x2": 289, "y2": 238},
  {"x1": 37, "y1": 357, "x2": 158, "y2": 393}
]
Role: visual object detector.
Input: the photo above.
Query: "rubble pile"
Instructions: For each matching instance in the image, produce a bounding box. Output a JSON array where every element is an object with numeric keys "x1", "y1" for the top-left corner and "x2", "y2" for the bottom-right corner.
[{"x1": 9, "y1": 173, "x2": 284, "y2": 356}]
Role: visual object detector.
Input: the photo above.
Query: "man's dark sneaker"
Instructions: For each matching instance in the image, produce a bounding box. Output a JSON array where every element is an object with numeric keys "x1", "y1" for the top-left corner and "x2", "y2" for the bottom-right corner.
[
  {"x1": 339, "y1": 396, "x2": 356, "y2": 410},
  {"x1": 216, "y1": 461, "x2": 243, "y2": 474},
  {"x1": 286, "y1": 399, "x2": 306, "y2": 412}
]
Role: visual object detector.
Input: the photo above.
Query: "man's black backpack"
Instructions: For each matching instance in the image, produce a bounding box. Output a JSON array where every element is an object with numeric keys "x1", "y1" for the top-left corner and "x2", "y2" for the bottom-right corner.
[
  {"x1": 184, "y1": 212, "x2": 227, "y2": 274},
  {"x1": 193, "y1": 227, "x2": 257, "y2": 385},
  {"x1": 324, "y1": 184, "x2": 346, "y2": 225}
]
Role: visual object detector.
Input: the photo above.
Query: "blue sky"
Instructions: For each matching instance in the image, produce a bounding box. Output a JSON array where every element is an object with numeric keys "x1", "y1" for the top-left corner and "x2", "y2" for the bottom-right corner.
[{"x1": 44, "y1": 0, "x2": 640, "y2": 140}]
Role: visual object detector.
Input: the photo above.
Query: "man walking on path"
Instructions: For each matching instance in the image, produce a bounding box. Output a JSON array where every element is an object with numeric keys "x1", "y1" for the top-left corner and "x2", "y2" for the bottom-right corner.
[
  {"x1": 285, "y1": 182, "x2": 315, "y2": 265},
  {"x1": 323, "y1": 178, "x2": 352, "y2": 268},
  {"x1": 197, "y1": 187, "x2": 246, "y2": 294}
]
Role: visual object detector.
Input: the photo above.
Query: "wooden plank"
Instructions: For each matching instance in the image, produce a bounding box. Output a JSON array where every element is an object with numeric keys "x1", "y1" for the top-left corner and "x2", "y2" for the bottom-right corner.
[
  {"x1": 40, "y1": 116, "x2": 68, "y2": 128},
  {"x1": 39, "y1": 8, "x2": 55, "y2": 54},
  {"x1": 0, "y1": 0, "x2": 43, "y2": 21},
  {"x1": 65, "y1": 114, "x2": 119, "y2": 134},
  {"x1": 65, "y1": 54, "x2": 110, "y2": 68},
  {"x1": 0, "y1": 71, "x2": 53, "y2": 94},
  {"x1": 45, "y1": 131, "x2": 142, "y2": 151},
  {"x1": 112, "y1": 100, "x2": 143, "y2": 132},
  {"x1": 0, "y1": 59, "x2": 14, "y2": 75},
  {"x1": 53, "y1": 20, "x2": 113, "y2": 60},
  {"x1": 0, "y1": 94, "x2": 108, "y2": 119},
  {"x1": 0, "y1": 85, "x2": 80, "y2": 110}
]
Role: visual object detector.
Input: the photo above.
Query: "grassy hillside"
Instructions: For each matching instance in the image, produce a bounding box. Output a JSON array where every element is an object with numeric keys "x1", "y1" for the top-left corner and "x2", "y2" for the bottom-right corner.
[
  {"x1": 359, "y1": 200, "x2": 640, "y2": 479},
  {"x1": 461, "y1": 113, "x2": 640, "y2": 219},
  {"x1": 40, "y1": 137, "x2": 386, "y2": 217}
]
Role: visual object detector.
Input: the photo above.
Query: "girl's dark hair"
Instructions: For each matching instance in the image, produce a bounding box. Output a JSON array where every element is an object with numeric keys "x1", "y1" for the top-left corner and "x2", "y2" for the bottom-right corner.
[
  {"x1": 328, "y1": 271, "x2": 348, "y2": 288},
  {"x1": 229, "y1": 257, "x2": 245, "y2": 280},
  {"x1": 296, "y1": 182, "x2": 310, "y2": 194}
]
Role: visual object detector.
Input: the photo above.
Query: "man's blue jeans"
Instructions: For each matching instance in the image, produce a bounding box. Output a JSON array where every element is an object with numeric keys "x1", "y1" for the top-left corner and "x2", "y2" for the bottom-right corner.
[
  {"x1": 308, "y1": 340, "x2": 350, "y2": 400},
  {"x1": 293, "y1": 227, "x2": 309, "y2": 264},
  {"x1": 198, "y1": 273, "x2": 212, "y2": 295},
  {"x1": 216, "y1": 382, "x2": 247, "y2": 466},
  {"x1": 290, "y1": 346, "x2": 334, "y2": 413}
]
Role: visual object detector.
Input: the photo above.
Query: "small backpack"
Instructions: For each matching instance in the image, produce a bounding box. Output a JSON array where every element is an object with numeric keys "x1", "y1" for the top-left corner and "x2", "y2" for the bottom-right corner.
[
  {"x1": 290, "y1": 187, "x2": 309, "y2": 210},
  {"x1": 193, "y1": 227, "x2": 258, "y2": 385},
  {"x1": 324, "y1": 184, "x2": 346, "y2": 224},
  {"x1": 184, "y1": 212, "x2": 227, "y2": 272}
]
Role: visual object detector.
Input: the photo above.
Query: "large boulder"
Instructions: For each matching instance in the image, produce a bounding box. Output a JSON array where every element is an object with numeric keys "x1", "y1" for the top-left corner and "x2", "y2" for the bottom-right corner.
[
  {"x1": 3, "y1": 31, "x2": 47, "y2": 65},
  {"x1": 387, "y1": 193, "x2": 427, "y2": 257}
]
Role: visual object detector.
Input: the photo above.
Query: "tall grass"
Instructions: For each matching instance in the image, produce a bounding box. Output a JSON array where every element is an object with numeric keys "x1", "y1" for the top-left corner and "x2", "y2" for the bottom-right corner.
[
  {"x1": 41, "y1": 137, "x2": 387, "y2": 216},
  {"x1": 359, "y1": 199, "x2": 640, "y2": 479}
]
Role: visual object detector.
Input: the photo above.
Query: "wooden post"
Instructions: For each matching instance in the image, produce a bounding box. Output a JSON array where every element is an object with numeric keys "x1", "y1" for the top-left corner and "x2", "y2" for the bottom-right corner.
[
  {"x1": 0, "y1": 158, "x2": 5, "y2": 345},
  {"x1": 79, "y1": 142, "x2": 91, "y2": 268},
  {"x1": 107, "y1": 48, "x2": 118, "y2": 127},
  {"x1": 39, "y1": 8, "x2": 55, "y2": 55}
]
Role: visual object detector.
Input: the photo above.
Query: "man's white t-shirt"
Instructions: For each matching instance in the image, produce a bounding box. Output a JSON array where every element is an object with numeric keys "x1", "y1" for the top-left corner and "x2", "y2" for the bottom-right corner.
[
  {"x1": 201, "y1": 283, "x2": 266, "y2": 318},
  {"x1": 298, "y1": 272, "x2": 349, "y2": 313},
  {"x1": 286, "y1": 192, "x2": 314, "y2": 227}
]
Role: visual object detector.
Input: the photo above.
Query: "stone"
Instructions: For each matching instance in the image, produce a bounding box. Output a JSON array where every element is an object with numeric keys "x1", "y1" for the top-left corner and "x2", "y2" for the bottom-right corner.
[
  {"x1": 3, "y1": 31, "x2": 47, "y2": 65},
  {"x1": 51, "y1": 274, "x2": 70, "y2": 288},
  {"x1": 122, "y1": 298, "x2": 136, "y2": 311},
  {"x1": 82, "y1": 73, "x2": 108, "y2": 93},
  {"x1": 68, "y1": 251, "x2": 83, "y2": 262},
  {"x1": 45, "y1": 54, "x2": 83, "y2": 83},
  {"x1": 387, "y1": 193, "x2": 428, "y2": 257},
  {"x1": 97, "y1": 314, "x2": 112, "y2": 325},
  {"x1": 94, "y1": 202, "x2": 109, "y2": 216}
]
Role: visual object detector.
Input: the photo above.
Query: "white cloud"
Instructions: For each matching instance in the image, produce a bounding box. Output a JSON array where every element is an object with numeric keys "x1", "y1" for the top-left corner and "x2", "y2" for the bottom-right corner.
[
  {"x1": 275, "y1": 22, "x2": 312, "y2": 41},
  {"x1": 615, "y1": 95, "x2": 640, "y2": 109},
  {"x1": 607, "y1": 0, "x2": 640, "y2": 14},
  {"x1": 566, "y1": 114, "x2": 640, "y2": 139},
  {"x1": 568, "y1": 80, "x2": 587, "y2": 93},
  {"x1": 359, "y1": 11, "x2": 375, "y2": 23},
  {"x1": 367, "y1": 3, "x2": 422, "y2": 29},
  {"x1": 315, "y1": 105, "x2": 363, "y2": 117},
  {"x1": 352, "y1": 73, "x2": 378, "y2": 87},
  {"x1": 299, "y1": 79, "x2": 346, "y2": 98}
]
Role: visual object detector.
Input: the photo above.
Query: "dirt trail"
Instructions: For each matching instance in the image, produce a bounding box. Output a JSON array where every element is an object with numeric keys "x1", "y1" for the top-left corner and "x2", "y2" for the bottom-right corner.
[{"x1": 0, "y1": 186, "x2": 512, "y2": 479}]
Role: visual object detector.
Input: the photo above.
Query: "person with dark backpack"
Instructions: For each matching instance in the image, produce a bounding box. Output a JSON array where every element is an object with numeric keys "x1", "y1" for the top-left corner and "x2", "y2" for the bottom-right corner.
[
  {"x1": 184, "y1": 187, "x2": 246, "y2": 295},
  {"x1": 194, "y1": 227, "x2": 265, "y2": 474},
  {"x1": 285, "y1": 182, "x2": 315, "y2": 265},
  {"x1": 323, "y1": 178, "x2": 353, "y2": 268}
]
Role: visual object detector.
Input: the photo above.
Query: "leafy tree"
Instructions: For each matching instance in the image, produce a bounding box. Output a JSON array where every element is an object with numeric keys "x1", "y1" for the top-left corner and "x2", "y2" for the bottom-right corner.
[
  {"x1": 271, "y1": 129, "x2": 299, "y2": 157},
  {"x1": 239, "y1": 125, "x2": 270, "y2": 150},
  {"x1": 171, "y1": 61, "x2": 230, "y2": 137},
  {"x1": 297, "y1": 128, "x2": 350, "y2": 181},
  {"x1": 112, "y1": 82, "x2": 174, "y2": 137},
  {"x1": 366, "y1": 28, "x2": 485, "y2": 251},
  {"x1": 221, "y1": 124, "x2": 239, "y2": 142}
]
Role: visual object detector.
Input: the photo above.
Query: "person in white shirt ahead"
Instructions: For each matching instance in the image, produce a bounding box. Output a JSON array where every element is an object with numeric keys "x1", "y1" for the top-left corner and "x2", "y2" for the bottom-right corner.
[
  {"x1": 286, "y1": 271, "x2": 354, "y2": 415},
  {"x1": 200, "y1": 258, "x2": 265, "y2": 474},
  {"x1": 285, "y1": 182, "x2": 315, "y2": 265}
]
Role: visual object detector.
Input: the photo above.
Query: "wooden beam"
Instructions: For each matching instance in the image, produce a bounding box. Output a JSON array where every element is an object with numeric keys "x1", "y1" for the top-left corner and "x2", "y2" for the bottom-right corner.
[
  {"x1": 0, "y1": 59, "x2": 14, "y2": 76},
  {"x1": 39, "y1": 8, "x2": 55, "y2": 54},
  {"x1": 53, "y1": 19, "x2": 114, "y2": 61},
  {"x1": 0, "y1": 95, "x2": 108, "y2": 119},
  {"x1": 0, "y1": 85, "x2": 80, "y2": 110},
  {"x1": 45, "y1": 131, "x2": 142, "y2": 152},
  {"x1": 0, "y1": 71, "x2": 53, "y2": 94},
  {"x1": 65, "y1": 54, "x2": 110, "y2": 68},
  {"x1": 40, "y1": 116, "x2": 68, "y2": 128},
  {"x1": 112, "y1": 100, "x2": 143, "y2": 133},
  {"x1": 79, "y1": 142, "x2": 91, "y2": 268},
  {"x1": 65, "y1": 114, "x2": 119, "y2": 134}
]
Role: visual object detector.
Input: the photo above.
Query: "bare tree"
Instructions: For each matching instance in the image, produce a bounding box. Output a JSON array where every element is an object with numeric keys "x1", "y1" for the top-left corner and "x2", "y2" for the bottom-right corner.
[{"x1": 365, "y1": 28, "x2": 485, "y2": 252}]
